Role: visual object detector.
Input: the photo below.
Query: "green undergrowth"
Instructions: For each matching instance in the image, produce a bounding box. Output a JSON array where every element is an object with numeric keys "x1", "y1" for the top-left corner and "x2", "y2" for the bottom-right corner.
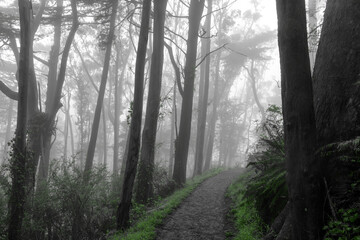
[
  {"x1": 226, "y1": 172, "x2": 266, "y2": 240},
  {"x1": 109, "y1": 168, "x2": 223, "y2": 240}
]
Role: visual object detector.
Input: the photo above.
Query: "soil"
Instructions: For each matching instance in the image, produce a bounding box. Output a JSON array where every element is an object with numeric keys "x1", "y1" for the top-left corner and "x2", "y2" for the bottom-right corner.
[{"x1": 156, "y1": 168, "x2": 244, "y2": 240}]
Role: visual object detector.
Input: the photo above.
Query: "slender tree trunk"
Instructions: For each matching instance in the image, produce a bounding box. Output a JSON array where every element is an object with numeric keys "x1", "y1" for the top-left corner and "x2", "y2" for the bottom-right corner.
[
  {"x1": 168, "y1": 82, "x2": 176, "y2": 177},
  {"x1": 113, "y1": 47, "x2": 121, "y2": 174},
  {"x1": 204, "y1": 48, "x2": 221, "y2": 172},
  {"x1": 173, "y1": 0, "x2": 205, "y2": 185},
  {"x1": 194, "y1": 0, "x2": 212, "y2": 176},
  {"x1": 113, "y1": 44, "x2": 130, "y2": 174},
  {"x1": 63, "y1": 97, "x2": 69, "y2": 160},
  {"x1": 135, "y1": 0, "x2": 168, "y2": 204},
  {"x1": 83, "y1": 0, "x2": 118, "y2": 181},
  {"x1": 204, "y1": 8, "x2": 224, "y2": 172},
  {"x1": 102, "y1": 107, "x2": 107, "y2": 166},
  {"x1": 7, "y1": 1, "x2": 31, "y2": 238},
  {"x1": 37, "y1": 0, "x2": 79, "y2": 185},
  {"x1": 276, "y1": 0, "x2": 322, "y2": 238},
  {"x1": 117, "y1": 0, "x2": 151, "y2": 230},
  {"x1": 246, "y1": 61, "x2": 266, "y2": 123}
]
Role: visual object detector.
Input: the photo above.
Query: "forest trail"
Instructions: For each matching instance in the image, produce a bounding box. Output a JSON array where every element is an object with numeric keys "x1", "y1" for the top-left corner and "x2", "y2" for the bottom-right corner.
[{"x1": 156, "y1": 168, "x2": 244, "y2": 240}]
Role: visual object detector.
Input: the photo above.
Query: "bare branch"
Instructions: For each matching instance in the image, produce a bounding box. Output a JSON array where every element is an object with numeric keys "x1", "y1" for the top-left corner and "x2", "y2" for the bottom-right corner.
[
  {"x1": 0, "y1": 81, "x2": 18, "y2": 100},
  {"x1": 195, "y1": 43, "x2": 228, "y2": 68},
  {"x1": 164, "y1": 41, "x2": 184, "y2": 98},
  {"x1": 33, "y1": 54, "x2": 49, "y2": 66}
]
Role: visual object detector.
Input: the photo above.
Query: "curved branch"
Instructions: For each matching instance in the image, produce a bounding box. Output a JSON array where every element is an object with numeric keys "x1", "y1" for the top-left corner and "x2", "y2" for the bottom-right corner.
[
  {"x1": 0, "y1": 81, "x2": 18, "y2": 100},
  {"x1": 164, "y1": 41, "x2": 184, "y2": 97}
]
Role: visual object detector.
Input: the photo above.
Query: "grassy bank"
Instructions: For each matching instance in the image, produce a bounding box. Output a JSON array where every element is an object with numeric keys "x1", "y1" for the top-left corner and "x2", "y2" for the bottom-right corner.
[
  {"x1": 109, "y1": 168, "x2": 223, "y2": 240},
  {"x1": 226, "y1": 172, "x2": 266, "y2": 240}
]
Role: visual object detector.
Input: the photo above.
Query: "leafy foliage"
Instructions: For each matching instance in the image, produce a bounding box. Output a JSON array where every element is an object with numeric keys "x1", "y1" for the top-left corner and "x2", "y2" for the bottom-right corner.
[
  {"x1": 244, "y1": 105, "x2": 287, "y2": 224},
  {"x1": 226, "y1": 173, "x2": 266, "y2": 240},
  {"x1": 324, "y1": 208, "x2": 360, "y2": 240},
  {"x1": 19, "y1": 159, "x2": 120, "y2": 240},
  {"x1": 319, "y1": 137, "x2": 360, "y2": 239}
]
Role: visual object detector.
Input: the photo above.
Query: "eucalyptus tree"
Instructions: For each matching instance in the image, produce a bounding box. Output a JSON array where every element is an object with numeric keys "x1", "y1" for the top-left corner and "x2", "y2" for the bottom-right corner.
[
  {"x1": 117, "y1": 0, "x2": 151, "y2": 230},
  {"x1": 83, "y1": 0, "x2": 119, "y2": 181},
  {"x1": 135, "y1": 0, "x2": 168, "y2": 204},
  {"x1": 173, "y1": 0, "x2": 205, "y2": 186},
  {"x1": 276, "y1": 0, "x2": 320, "y2": 238},
  {"x1": 7, "y1": 1, "x2": 32, "y2": 238},
  {"x1": 193, "y1": 0, "x2": 212, "y2": 176}
]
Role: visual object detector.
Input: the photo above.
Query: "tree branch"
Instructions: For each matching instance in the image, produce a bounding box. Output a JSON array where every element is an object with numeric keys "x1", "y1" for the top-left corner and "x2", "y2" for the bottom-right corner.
[
  {"x1": 195, "y1": 43, "x2": 227, "y2": 68},
  {"x1": 0, "y1": 81, "x2": 18, "y2": 100},
  {"x1": 164, "y1": 41, "x2": 184, "y2": 98}
]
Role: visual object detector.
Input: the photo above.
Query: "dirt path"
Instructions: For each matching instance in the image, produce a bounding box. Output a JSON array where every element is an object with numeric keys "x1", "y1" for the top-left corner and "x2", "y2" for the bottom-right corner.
[{"x1": 156, "y1": 168, "x2": 244, "y2": 240}]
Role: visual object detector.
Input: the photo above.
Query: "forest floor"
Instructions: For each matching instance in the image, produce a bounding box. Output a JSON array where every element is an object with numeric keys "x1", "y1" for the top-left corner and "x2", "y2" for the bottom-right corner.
[{"x1": 156, "y1": 168, "x2": 244, "y2": 240}]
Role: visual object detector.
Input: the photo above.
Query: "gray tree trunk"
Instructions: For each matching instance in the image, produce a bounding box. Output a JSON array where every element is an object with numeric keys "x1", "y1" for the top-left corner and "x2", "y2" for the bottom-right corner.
[
  {"x1": 194, "y1": 0, "x2": 212, "y2": 177},
  {"x1": 83, "y1": 0, "x2": 118, "y2": 180},
  {"x1": 173, "y1": 0, "x2": 205, "y2": 185},
  {"x1": 276, "y1": 0, "x2": 322, "y2": 238},
  {"x1": 135, "y1": 0, "x2": 168, "y2": 204},
  {"x1": 7, "y1": 1, "x2": 31, "y2": 238},
  {"x1": 117, "y1": 0, "x2": 151, "y2": 230}
]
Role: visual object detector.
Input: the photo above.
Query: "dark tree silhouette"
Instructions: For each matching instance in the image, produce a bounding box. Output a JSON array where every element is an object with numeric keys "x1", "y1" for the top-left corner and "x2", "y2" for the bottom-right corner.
[
  {"x1": 135, "y1": 0, "x2": 168, "y2": 204},
  {"x1": 276, "y1": 0, "x2": 322, "y2": 238},
  {"x1": 7, "y1": 1, "x2": 31, "y2": 239},
  {"x1": 117, "y1": 0, "x2": 151, "y2": 230},
  {"x1": 173, "y1": 0, "x2": 205, "y2": 186}
]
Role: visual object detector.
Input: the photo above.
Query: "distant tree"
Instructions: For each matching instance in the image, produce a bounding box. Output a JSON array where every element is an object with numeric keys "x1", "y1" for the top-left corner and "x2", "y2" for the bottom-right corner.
[
  {"x1": 173, "y1": 0, "x2": 205, "y2": 186},
  {"x1": 117, "y1": 0, "x2": 151, "y2": 230},
  {"x1": 7, "y1": 1, "x2": 31, "y2": 238},
  {"x1": 83, "y1": 0, "x2": 119, "y2": 181},
  {"x1": 276, "y1": 0, "x2": 321, "y2": 238},
  {"x1": 194, "y1": 0, "x2": 212, "y2": 176},
  {"x1": 135, "y1": 0, "x2": 168, "y2": 204}
]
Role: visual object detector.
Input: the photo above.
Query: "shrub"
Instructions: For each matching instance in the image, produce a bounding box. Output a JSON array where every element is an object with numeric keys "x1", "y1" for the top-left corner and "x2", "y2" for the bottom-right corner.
[
  {"x1": 245, "y1": 105, "x2": 287, "y2": 224},
  {"x1": 21, "y1": 158, "x2": 118, "y2": 240}
]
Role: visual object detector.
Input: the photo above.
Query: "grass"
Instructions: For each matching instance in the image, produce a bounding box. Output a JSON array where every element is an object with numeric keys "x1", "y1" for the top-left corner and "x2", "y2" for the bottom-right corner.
[
  {"x1": 226, "y1": 172, "x2": 266, "y2": 240},
  {"x1": 109, "y1": 168, "x2": 223, "y2": 240}
]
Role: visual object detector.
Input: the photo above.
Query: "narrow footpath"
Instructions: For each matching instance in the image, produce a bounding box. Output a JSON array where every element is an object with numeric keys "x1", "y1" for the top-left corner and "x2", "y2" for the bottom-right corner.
[{"x1": 156, "y1": 168, "x2": 244, "y2": 240}]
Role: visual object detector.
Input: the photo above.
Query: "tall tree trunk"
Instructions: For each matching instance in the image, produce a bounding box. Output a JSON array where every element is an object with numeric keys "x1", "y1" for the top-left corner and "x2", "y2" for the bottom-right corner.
[
  {"x1": 83, "y1": 0, "x2": 118, "y2": 181},
  {"x1": 113, "y1": 44, "x2": 130, "y2": 174},
  {"x1": 168, "y1": 81, "x2": 176, "y2": 177},
  {"x1": 101, "y1": 107, "x2": 107, "y2": 166},
  {"x1": 204, "y1": 47, "x2": 221, "y2": 172},
  {"x1": 313, "y1": 0, "x2": 360, "y2": 147},
  {"x1": 117, "y1": 0, "x2": 151, "y2": 230},
  {"x1": 135, "y1": 0, "x2": 168, "y2": 204},
  {"x1": 204, "y1": 8, "x2": 224, "y2": 172},
  {"x1": 312, "y1": 3, "x2": 360, "y2": 237},
  {"x1": 246, "y1": 61, "x2": 266, "y2": 123},
  {"x1": 173, "y1": 0, "x2": 205, "y2": 185},
  {"x1": 36, "y1": 0, "x2": 62, "y2": 184},
  {"x1": 63, "y1": 96, "x2": 69, "y2": 160},
  {"x1": 194, "y1": 0, "x2": 212, "y2": 176},
  {"x1": 276, "y1": 0, "x2": 322, "y2": 239},
  {"x1": 7, "y1": 1, "x2": 31, "y2": 238},
  {"x1": 113, "y1": 47, "x2": 121, "y2": 174},
  {"x1": 37, "y1": 0, "x2": 79, "y2": 185}
]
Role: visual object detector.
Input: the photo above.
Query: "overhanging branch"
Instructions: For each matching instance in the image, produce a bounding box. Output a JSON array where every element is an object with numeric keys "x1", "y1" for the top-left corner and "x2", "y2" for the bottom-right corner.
[{"x1": 0, "y1": 80, "x2": 18, "y2": 100}]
